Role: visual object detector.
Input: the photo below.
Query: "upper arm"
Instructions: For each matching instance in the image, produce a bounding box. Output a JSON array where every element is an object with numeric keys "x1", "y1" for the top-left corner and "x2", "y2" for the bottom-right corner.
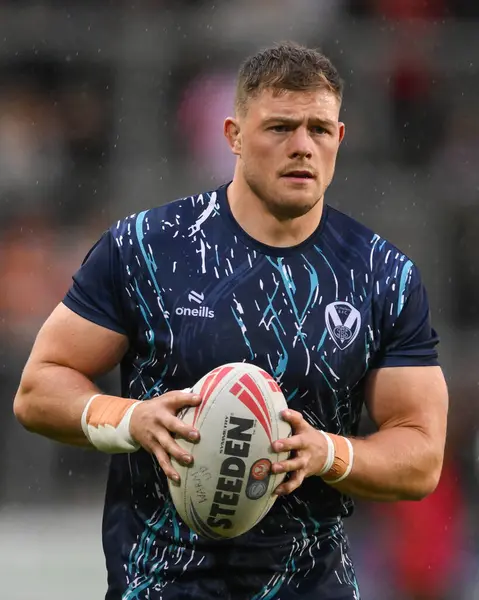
[
  {"x1": 365, "y1": 366, "x2": 448, "y2": 447},
  {"x1": 24, "y1": 302, "x2": 128, "y2": 380}
]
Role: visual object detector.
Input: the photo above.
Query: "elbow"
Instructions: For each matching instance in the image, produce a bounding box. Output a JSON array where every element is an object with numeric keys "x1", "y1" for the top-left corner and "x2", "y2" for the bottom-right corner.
[
  {"x1": 401, "y1": 474, "x2": 440, "y2": 501},
  {"x1": 13, "y1": 383, "x2": 37, "y2": 432},
  {"x1": 400, "y1": 455, "x2": 444, "y2": 502}
]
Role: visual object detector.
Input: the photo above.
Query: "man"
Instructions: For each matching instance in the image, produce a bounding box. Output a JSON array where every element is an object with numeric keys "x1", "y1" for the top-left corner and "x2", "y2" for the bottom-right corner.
[{"x1": 14, "y1": 42, "x2": 448, "y2": 600}]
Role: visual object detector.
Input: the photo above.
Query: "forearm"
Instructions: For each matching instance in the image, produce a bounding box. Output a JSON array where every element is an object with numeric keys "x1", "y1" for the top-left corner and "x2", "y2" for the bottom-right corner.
[
  {"x1": 14, "y1": 362, "x2": 100, "y2": 447},
  {"x1": 328, "y1": 427, "x2": 442, "y2": 502}
]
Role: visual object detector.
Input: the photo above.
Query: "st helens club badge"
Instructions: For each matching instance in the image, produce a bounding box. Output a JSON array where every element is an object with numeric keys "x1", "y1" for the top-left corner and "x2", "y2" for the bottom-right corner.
[{"x1": 325, "y1": 301, "x2": 361, "y2": 350}]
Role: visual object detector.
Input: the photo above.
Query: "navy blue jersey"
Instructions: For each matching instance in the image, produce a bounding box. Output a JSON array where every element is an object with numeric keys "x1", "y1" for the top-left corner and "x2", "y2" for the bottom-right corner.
[{"x1": 64, "y1": 183, "x2": 438, "y2": 600}]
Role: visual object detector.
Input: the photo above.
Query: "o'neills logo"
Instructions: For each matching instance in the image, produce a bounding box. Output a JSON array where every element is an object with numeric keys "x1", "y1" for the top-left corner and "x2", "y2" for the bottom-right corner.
[
  {"x1": 206, "y1": 416, "x2": 254, "y2": 530},
  {"x1": 175, "y1": 289, "x2": 215, "y2": 318},
  {"x1": 175, "y1": 306, "x2": 214, "y2": 318}
]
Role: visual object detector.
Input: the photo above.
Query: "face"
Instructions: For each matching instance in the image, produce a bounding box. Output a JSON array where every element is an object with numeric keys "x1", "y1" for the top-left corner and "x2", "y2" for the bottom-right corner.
[{"x1": 225, "y1": 87, "x2": 345, "y2": 220}]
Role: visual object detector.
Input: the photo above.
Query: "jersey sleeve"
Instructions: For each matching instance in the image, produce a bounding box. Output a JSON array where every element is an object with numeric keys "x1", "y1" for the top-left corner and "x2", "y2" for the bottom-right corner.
[
  {"x1": 63, "y1": 230, "x2": 129, "y2": 336},
  {"x1": 371, "y1": 265, "x2": 439, "y2": 369}
]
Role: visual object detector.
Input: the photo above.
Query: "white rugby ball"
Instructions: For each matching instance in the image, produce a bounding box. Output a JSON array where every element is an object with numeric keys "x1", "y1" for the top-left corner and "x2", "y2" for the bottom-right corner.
[{"x1": 168, "y1": 362, "x2": 291, "y2": 540}]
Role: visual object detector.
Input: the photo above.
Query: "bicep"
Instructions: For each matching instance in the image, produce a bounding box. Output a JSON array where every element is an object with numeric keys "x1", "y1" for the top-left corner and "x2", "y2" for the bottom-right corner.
[
  {"x1": 365, "y1": 366, "x2": 448, "y2": 442},
  {"x1": 25, "y1": 303, "x2": 129, "y2": 380}
]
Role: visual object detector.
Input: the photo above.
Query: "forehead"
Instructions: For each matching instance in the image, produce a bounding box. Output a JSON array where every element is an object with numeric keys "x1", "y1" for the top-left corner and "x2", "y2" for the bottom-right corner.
[{"x1": 244, "y1": 87, "x2": 341, "y2": 121}]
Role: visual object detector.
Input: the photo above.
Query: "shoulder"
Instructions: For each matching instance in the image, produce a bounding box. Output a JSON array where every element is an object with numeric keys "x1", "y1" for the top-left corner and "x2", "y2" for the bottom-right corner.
[
  {"x1": 108, "y1": 188, "x2": 221, "y2": 248},
  {"x1": 326, "y1": 205, "x2": 418, "y2": 282}
]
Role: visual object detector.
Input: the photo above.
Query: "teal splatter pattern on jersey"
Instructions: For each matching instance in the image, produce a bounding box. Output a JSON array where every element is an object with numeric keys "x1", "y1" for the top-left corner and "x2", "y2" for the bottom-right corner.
[{"x1": 64, "y1": 184, "x2": 438, "y2": 600}]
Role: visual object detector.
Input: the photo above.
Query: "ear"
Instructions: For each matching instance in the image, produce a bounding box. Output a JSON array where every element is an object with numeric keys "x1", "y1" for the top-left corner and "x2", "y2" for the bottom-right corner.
[
  {"x1": 224, "y1": 117, "x2": 242, "y2": 156},
  {"x1": 338, "y1": 122, "x2": 346, "y2": 145}
]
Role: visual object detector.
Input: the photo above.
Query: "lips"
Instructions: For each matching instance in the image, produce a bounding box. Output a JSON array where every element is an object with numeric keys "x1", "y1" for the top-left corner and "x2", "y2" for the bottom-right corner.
[{"x1": 282, "y1": 170, "x2": 315, "y2": 179}]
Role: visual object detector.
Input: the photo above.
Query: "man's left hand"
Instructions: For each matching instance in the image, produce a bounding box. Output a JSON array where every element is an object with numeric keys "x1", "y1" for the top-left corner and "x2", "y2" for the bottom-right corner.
[{"x1": 271, "y1": 409, "x2": 328, "y2": 496}]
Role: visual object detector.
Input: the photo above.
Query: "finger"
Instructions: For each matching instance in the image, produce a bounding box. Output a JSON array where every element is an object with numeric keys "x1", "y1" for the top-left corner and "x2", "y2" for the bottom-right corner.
[
  {"x1": 165, "y1": 391, "x2": 202, "y2": 409},
  {"x1": 272, "y1": 433, "x2": 304, "y2": 453},
  {"x1": 275, "y1": 471, "x2": 304, "y2": 496},
  {"x1": 281, "y1": 409, "x2": 307, "y2": 430},
  {"x1": 160, "y1": 412, "x2": 201, "y2": 443},
  {"x1": 156, "y1": 429, "x2": 195, "y2": 467},
  {"x1": 272, "y1": 455, "x2": 307, "y2": 475},
  {"x1": 152, "y1": 444, "x2": 181, "y2": 483}
]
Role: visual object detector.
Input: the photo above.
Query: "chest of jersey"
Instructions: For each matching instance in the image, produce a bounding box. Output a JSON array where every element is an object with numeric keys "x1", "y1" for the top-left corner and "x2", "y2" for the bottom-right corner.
[{"x1": 127, "y1": 243, "x2": 377, "y2": 432}]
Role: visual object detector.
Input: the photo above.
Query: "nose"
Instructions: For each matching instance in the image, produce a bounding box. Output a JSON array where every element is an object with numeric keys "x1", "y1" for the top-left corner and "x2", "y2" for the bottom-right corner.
[{"x1": 287, "y1": 127, "x2": 313, "y2": 160}]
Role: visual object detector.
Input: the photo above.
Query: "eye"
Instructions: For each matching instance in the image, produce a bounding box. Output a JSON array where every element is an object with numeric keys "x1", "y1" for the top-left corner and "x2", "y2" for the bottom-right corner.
[
  {"x1": 311, "y1": 126, "x2": 328, "y2": 135},
  {"x1": 269, "y1": 125, "x2": 290, "y2": 133}
]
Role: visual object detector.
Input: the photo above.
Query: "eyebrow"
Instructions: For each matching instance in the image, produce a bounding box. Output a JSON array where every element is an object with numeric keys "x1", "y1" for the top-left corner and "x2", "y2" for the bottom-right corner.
[{"x1": 263, "y1": 116, "x2": 337, "y2": 128}]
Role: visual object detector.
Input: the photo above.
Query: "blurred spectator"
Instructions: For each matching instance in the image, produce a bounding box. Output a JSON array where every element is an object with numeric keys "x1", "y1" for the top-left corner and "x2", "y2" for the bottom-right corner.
[
  {"x1": 0, "y1": 60, "x2": 113, "y2": 225},
  {"x1": 176, "y1": 69, "x2": 237, "y2": 184},
  {"x1": 372, "y1": 0, "x2": 447, "y2": 20},
  {"x1": 346, "y1": 0, "x2": 448, "y2": 19},
  {"x1": 0, "y1": 79, "x2": 65, "y2": 220},
  {"x1": 372, "y1": 458, "x2": 467, "y2": 600},
  {"x1": 388, "y1": 44, "x2": 447, "y2": 167},
  {"x1": 447, "y1": 0, "x2": 479, "y2": 18},
  {"x1": 0, "y1": 215, "x2": 65, "y2": 346},
  {"x1": 433, "y1": 102, "x2": 479, "y2": 203}
]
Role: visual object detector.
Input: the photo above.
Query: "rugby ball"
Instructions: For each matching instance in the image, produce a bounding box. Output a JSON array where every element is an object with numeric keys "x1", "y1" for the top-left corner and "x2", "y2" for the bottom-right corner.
[{"x1": 168, "y1": 362, "x2": 291, "y2": 540}]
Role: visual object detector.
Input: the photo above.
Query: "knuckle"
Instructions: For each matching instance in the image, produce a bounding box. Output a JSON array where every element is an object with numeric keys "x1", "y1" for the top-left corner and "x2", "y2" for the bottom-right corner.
[
  {"x1": 160, "y1": 436, "x2": 187, "y2": 460},
  {"x1": 185, "y1": 396, "x2": 201, "y2": 407},
  {"x1": 169, "y1": 444, "x2": 186, "y2": 461},
  {"x1": 150, "y1": 410, "x2": 166, "y2": 427},
  {"x1": 157, "y1": 457, "x2": 168, "y2": 472},
  {"x1": 168, "y1": 417, "x2": 187, "y2": 437},
  {"x1": 155, "y1": 432, "x2": 175, "y2": 455},
  {"x1": 166, "y1": 467, "x2": 177, "y2": 479},
  {"x1": 156, "y1": 453, "x2": 170, "y2": 472},
  {"x1": 155, "y1": 413, "x2": 176, "y2": 433},
  {"x1": 158, "y1": 434, "x2": 176, "y2": 454}
]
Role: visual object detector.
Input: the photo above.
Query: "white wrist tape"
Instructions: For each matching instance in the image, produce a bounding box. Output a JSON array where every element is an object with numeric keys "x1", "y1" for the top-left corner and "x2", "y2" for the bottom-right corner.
[
  {"x1": 81, "y1": 393, "x2": 141, "y2": 454},
  {"x1": 317, "y1": 430, "x2": 335, "y2": 476}
]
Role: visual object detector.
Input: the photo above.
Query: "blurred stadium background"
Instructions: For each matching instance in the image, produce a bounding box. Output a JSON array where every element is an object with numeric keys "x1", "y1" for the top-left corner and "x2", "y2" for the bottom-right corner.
[{"x1": 0, "y1": 1, "x2": 478, "y2": 598}]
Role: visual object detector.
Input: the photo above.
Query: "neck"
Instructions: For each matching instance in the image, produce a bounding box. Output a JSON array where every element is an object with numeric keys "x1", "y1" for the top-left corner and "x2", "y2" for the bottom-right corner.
[{"x1": 226, "y1": 176, "x2": 324, "y2": 248}]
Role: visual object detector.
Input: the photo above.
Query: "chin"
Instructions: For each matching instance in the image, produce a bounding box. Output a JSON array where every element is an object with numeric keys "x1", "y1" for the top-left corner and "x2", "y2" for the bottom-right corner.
[{"x1": 267, "y1": 196, "x2": 318, "y2": 220}]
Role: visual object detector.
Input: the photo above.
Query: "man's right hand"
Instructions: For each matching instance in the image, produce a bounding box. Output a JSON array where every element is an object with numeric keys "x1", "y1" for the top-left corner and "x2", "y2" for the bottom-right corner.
[{"x1": 129, "y1": 390, "x2": 202, "y2": 482}]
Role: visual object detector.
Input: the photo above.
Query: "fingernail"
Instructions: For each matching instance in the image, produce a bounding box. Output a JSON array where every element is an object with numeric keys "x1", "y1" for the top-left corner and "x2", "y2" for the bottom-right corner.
[
  {"x1": 172, "y1": 474, "x2": 180, "y2": 484},
  {"x1": 275, "y1": 442, "x2": 284, "y2": 451},
  {"x1": 274, "y1": 464, "x2": 284, "y2": 473},
  {"x1": 192, "y1": 395, "x2": 201, "y2": 401},
  {"x1": 182, "y1": 455, "x2": 193, "y2": 465},
  {"x1": 283, "y1": 410, "x2": 290, "y2": 418},
  {"x1": 189, "y1": 431, "x2": 199, "y2": 441}
]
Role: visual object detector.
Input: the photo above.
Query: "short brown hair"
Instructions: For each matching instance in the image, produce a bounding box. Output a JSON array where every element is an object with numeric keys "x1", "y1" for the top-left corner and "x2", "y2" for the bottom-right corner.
[{"x1": 235, "y1": 41, "x2": 344, "y2": 115}]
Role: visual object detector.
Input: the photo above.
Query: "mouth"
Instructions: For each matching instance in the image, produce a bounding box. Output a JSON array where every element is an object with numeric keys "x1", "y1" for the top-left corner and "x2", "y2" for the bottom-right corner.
[{"x1": 281, "y1": 170, "x2": 315, "y2": 180}]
